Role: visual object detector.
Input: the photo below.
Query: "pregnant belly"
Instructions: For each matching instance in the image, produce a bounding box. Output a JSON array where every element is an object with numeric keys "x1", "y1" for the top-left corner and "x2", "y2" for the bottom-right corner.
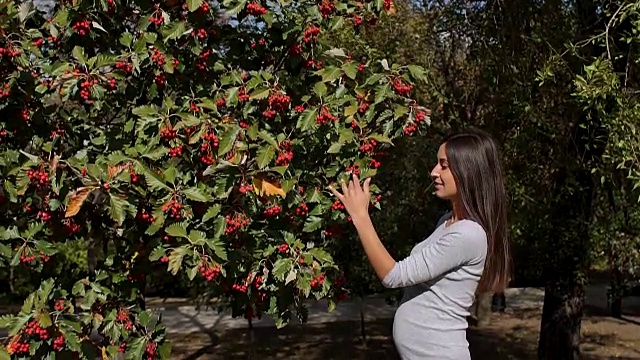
[{"x1": 392, "y1": 300, "x2": 469, "y2": 348}]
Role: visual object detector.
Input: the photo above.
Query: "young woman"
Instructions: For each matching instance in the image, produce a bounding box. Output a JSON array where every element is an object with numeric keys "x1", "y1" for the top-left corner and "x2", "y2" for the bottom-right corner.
[{"x1": 328, "y1": 129, "x2": 511, "y2": 360}]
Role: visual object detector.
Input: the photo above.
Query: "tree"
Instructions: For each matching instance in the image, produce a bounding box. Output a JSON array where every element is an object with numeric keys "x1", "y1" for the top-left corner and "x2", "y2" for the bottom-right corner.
[{"x1": 0, "y1": 0, "x2": 429, "y2": 358}]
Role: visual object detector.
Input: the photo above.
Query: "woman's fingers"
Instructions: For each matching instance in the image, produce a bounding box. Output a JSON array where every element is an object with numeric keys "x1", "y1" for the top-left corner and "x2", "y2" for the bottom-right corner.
[
  {"x1": 327, "y1": 185, "x2": 344, "y2": 200},
  {"x1": 341, "y1": 178, "x2": 349, "y2": 195},
  {"x1": 363, "y1": 177, "x2": 371, "y2": 196}
]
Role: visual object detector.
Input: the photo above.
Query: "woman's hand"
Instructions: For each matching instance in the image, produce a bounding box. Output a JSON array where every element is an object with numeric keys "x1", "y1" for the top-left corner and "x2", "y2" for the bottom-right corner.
[{"x1": 328, "y1": 174, "x2": 371, "y2": 223}]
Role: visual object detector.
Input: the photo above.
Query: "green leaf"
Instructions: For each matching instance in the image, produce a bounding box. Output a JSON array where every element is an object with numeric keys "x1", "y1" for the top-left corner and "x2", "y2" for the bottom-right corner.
[
  {"x1": 256, "y1": 145, "x2": 275, "y2": 169},
  {"x1": 258, "y1": 130, "x2": 279, "y2": 148},
  {"x1": 206, "y1": 238, "x2": 227, "y2": 261},
  {"x1": 343, "y1": 62, "x2": 358, "y2": 80},
  {"x1": 324, "y1": 48, "x2": 347, "y2": 57},
  {"x1": 202, "y1": 204, "x2": 221, "y2": 222},
  {"x1": 308, "y1": 248, "x2": 333, "y2": 263},
  {"x1": 109, "y1": 194, "x2": 128, "y2": 225},
  {"x1": 0, "y1": 347, "x2": 10, "y2": 360},
  {"x1": 407, "y1": 65, "x2": 427, "y2": 82},
  {"x1": 327, "y1": 143, "x2": 342, "y2": 154},
  {"x1": 218, "y1": 126, "x2": 241, "y2": 156},
  {"x1": 167, "y1": 246, "x2": 188, "y2": 275},
  {"x1": 285, "y1": 269, "x2": 297, "y2": 284},
  {"x1": 187, "y1": 0, "x2": 205, "y2": 11},
  {"x1": 296, "y1": 109, "x2": 318, "y2": 131},
  {"x1": 368, "y1": 133, "x2": 393, "y2": 144},
  {"x1": 132, "y1": 105, "x2": 159, "y2": 117},
  {"x1": 320, "y1": 66, "x2": 342, "y2": 82},
  {"x1": 139, "y1": 311, "x2": 152, "y2": 327},
  {"x1": 250, "y1": 88, "x2": 270, "y2": 100},
  {"x1": 183, "y1": 187, "x2": 211, "y2": 202},
  {"x1": 313, "y1": 81, "x2": 327, "y2": 97},
  {"x1": 165, "y1": 224, "x2": 188, "y2": 238},
  {"x1": 162, "y1": 21, "x2": 187, "y2": 42},
  {"x1": 303, "y1": 216, "x2": 323, "y2": 232},
  {"x1": 272, "y1": 258, "x2": 292, "y2": 281},
  {"x1": 149, "y1": 246, "x2": 166, "y2": 262},
  {"x1": 72, "y1": 46, "x2": 87, "y2": 66}
]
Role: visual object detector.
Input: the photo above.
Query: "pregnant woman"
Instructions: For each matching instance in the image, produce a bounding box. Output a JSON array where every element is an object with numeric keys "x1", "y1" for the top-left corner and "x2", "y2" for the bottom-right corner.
[{"x1": 328, "y1": 129, "x2": 511, "y2": 359}]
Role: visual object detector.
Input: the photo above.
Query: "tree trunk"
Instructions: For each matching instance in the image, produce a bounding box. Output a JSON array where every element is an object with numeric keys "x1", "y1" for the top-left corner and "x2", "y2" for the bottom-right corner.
[{"x1": 538, "y1": 281, "x2": 585, "y2": 360}]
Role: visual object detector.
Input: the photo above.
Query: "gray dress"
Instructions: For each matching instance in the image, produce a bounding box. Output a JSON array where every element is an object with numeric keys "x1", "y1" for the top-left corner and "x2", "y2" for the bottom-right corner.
[{"x1": 382, "y1": 213, "x2": 487, "y2": 359}]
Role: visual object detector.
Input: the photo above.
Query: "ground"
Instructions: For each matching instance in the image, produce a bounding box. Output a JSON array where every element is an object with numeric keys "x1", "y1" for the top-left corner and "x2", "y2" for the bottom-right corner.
[{"x1": 161, "y1": 285, "x2": 640, "y2": 360}]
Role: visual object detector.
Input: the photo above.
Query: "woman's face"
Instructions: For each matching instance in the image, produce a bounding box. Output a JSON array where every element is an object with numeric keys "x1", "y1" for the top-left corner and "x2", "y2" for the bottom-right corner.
[{"x1": 430, "y1": 143, "x2": 458, "y2": 200}]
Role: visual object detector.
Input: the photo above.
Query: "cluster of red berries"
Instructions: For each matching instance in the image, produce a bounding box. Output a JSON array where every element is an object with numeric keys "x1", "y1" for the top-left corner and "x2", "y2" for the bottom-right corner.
[
  {"x1": 316, "y1": 107, "x2": 338, "y2": 125},
  {"x1": 194, "y1": 28, "x2": 208, "y2": 40},
  {"x1": 246, "y1": 2, "x2": 268, "y2": 15},
  {"x1": 251, "y1": 38, "x2": 266, "y2": 48},
  {"x1": 353, "y1": 15, "x2": 363, "y2": 27},
  {"x1": 263, "y1": 205, "x2": 281, "y2": 217},
  {"x1": 262, "y1": 108, "x2": 276, "y2": 118},
  {"x1": 304, "y1": 59, "x2": 324, "y2": 69},
  {"x1": 296, "y1": 202, "x2": 308, "y2": 216},
  {"x1": 393, "y1": 78, "x2": 413, "y2": 97},
  {"x1": 0, "y1": 83, "x2": 10, "y2": 99},
  {"x1": 0, "y1": 129, "x2": 8, "y2": 142},
  {"x1": 318, "y1": 0, "x2": 335, "y2": 17},
  {"x1": 331, "y1": 200, "x2": 345, "y2": 211},
  {"x1": 278, "y1": 243, "x2": 289, "y2": 254},
  {"x1": 370, "y1": 158, "x2": 382, "y2": 168},
  {"x1": 80, "y1": 77, "x2": 98, "y2": 102},
  {"x1": 149, "y1": 12, "x2": 164, "y2": 26},
  {"x1": 37, "y1": 210, "x2": 52, "y2": 222},
  {"x1": 236, "y1": 88, "x2": 250, "y2": 102},
  {"x1": 196, "y1": 49, "x2": 211, "y2": 71},
  {"x1": 155, "y1": 72, "x2": 166, "y2": 87},
  {"x1": 383, "y1": 0, "x2": 393, "y2": 11},
  {"x1": 116, "y1": 308, "x2": 133, "y2": 330},
  {"x1": 0, "y1": 46, "x2": 22, "y2": 58},
  {"x1": 239, "y1": 183, "x2": 253, "y2": 194},
  {"x1": 72, "y1": 18, "x2": 91, "y2": 36},
  {"x1": 106, "y1": 78, "x2": 117, "y2": 90},
  {"x1": 63, "y1": 219, "x2": 81, "y2": 234},
  {"x1": 151, "y1": 48, "x2": 165, "y2": 67},
  {"x1": 118, "y1": 342, "x2": 127, "y2": 353},
  {"x1": 303, "y1": 26, "x2": 320, "y2": 43},
  {"x1": 346, "y1": 164, "x2": 361, "y2": 176},
  {"x1": 289, "y1": 44, "x2": 302, "y2": 56},
  {"x1": 146, "y1": 342, "x2": 157, "y2": 358},
  {"x1": 311, "y1": 273, "x2": 326, "y2": 288},
  {"x1": 53, "y1": 334, "x2": 65, "y2": 351},
  {"x1": 116, "y1": 60, "x2": 133, "y2": 73},
  {"x1": 216, "y1": 98, "x2": 226, "y2": 107},
  {"x1": 27, "y1": 167, "x2": 49, "y2": 189},
  {"x1": 225, "y1": 212, "x2": 250, "y2": 234},
  {"x1": 359, "y1": 138, "x2": 377, "y2": 154},
  {"x1": 54, "y1": 299, "x2": 66, "y2": 311},
  {"x1": 403, "y1": 109, "x2": 428, "y2": 136},
  {"x1": 24, "y1": 320, "x2": 49, "y2": 340},
  {"x1": 162, "y1": 198, "x2": 184, "y2": 219},
  {"x1": 189, "y1": 102, "x2": 201, "y2": 112},
  {"x1": 7, "y1": 336, "x2": 30, "y2": 355},
  {"x1": 358, "y1": 100, "x2": 369, "y2": 114},
  {"x1": 20, "y1": 251, "x2": 36, "y2": 264},
  {"x1": 136, "y1": 209, "x2": 155, "y2": 224},
  {"x1": 268, "y1": 92, "x2": 291, "y2": 112},
  {"x1": 201, "y1": 131, "x2": 219, "y2": 149},
  {"x1": 168, "y1": 145, "x2": 183, "y2": 157},
  {"x1": 50, "y1": 126, "x2": 65, "y2": 139},
  {"x1": 233, "y1": 282, "x2": 248, "y2": 293},
  {"x1": 128, "y1": 165, "x2": 140, "y2": 183},
  {"x1": 160, "y1": 125, "x2": 177, "y2": 142},
  {"x1": 198, "y1": 262, "x2": 221, "y2": 281},
  {"x1": 21, "y1": 107, "x2": 30, "y2": 121}
]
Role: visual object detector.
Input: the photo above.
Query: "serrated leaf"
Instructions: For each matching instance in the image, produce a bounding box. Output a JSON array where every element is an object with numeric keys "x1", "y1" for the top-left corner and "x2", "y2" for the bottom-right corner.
[
  {"x1": 285, "y1": 269, "x2": 297, "y2": 284},
  {"x1": 273, "y1": 258, "x2": 292, "y2": 281},
  {"x1": 162, "y1": 21, "x2": 186, "y2": 42},
  {"x1": 343, "y1": 62, "x2": 358, "y2": 80},
  {"x1": 256, "y1": 145, "x2": 275, "y2": 169},
  {"x1": 344, "y1": 105, "x2": 358, "y2": 117},
  {"x1": 407, "y1": 64, "x2": 427, "y2": 82},
  {"x1": 218, "y1": 126, "x2": 241, "y2": 156},
  {"x1": 202, "y1": 204, "x2": 221, "y2": 222},
  {"x1": 65, "y1": 187, "x2": 95, "y2": 217},
  {"x1": 308, "y1": 248, "x2": 333, "y2": 263},
  {"x1": 108, "y1": 194, "x2": 127, "y2": 225},
  {"x1": 303, "y1": 216, "x2": 323, "y2": 232},
  {"x1": 167, "y1": 246, "x2": 188, "y2": 275},
  {"x1": 183, "y1": 187, "x2": 211, "y2": 202},
  {"x1": 296, "y1": 109, "x2": 318, "y2": 131},
  {"x1": 149, "y1": 246, "x2": 166, "y2": 262},
  {"x1": 258, "y1": 130, "x2": 279, "y2": 148},
  {"x1": 250, "y1": 88, "x2": 270, "y2": 100},
  {"x1": 165, "y1": 224, "x2": 188, "y2": 238},
  {"x1": 206, "y1": 238, "x2": 227, "y2": 260},
  {"x1": 72, "y1": 46, "x2": 87, "y2": 66}
]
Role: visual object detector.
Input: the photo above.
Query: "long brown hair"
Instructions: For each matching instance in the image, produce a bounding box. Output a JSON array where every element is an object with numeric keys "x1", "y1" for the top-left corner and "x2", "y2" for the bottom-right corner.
[{"x1": 444, "y1": 129, "x2": 511, "y2": 294}]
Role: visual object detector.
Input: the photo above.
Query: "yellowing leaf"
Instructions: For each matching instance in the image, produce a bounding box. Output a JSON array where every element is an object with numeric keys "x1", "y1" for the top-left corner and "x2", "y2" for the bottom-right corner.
[
  {"x1": 50, "y1": 155, "x2": 61, "y2": 173},
  {"x1": 107, "y1": 163, "x2": 129, "y2": 179},
  {"x1": 65, "y1": 187, "x2": 96, "y2": 217},
  {"x1": 253, "y1": 174, "x2": 286, "y2": 198}
]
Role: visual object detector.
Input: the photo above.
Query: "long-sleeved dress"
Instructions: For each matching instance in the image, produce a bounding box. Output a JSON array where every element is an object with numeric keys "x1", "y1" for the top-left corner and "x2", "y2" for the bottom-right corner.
[{"x1": 382, "y1": 213, "x2": 487, "y2": 360}]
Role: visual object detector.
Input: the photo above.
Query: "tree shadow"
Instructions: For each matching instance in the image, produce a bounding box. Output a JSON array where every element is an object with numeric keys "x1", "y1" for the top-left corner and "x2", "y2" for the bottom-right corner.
[{"x1": 168, "y1": 318, "x2": 542, "y2": 360}]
